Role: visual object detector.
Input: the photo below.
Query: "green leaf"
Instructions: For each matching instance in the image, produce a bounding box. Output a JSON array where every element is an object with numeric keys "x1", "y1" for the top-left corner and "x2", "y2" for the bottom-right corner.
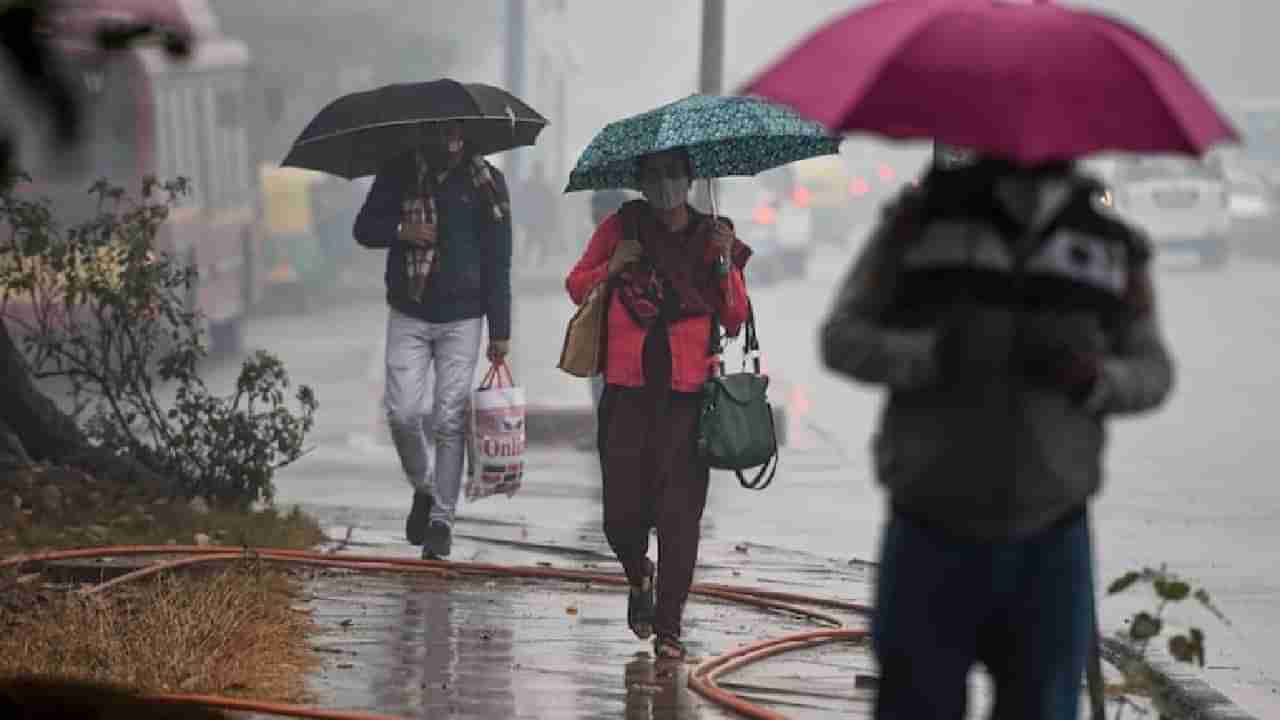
[
  {"x1": 1155, "y1": 579, "x2": 1192, "y2": 602},
  {"x1": 1169, "y1": 634, "x2": 1194, "y2": 663},
  {"x1": 1190, "y1": 628, "x2": 1206, "y2": 667},
  {"x1": 1130, "y1": 612, "x2": 1162, "y2": 641},
  {"x1": 1, "y1": 175, "x2": 317, "y2": 507},
  {"x1": 1108, "y1": 571, "x2": 1142, "y2": 595},
  {"x1": 1193, "y1": 588, "x2": 1231, "y2": 625}
]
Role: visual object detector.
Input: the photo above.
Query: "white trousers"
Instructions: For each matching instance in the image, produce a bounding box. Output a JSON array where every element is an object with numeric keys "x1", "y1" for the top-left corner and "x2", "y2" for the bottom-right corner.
[{"x1": 384, "y1": 308, "x2": 483, "y2": 526}]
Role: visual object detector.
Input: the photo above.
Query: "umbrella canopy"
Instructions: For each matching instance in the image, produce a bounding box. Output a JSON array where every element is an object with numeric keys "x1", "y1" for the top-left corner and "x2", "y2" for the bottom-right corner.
[
  {"x1": 282, "y1": 79, "x2": 548, "y2": 179},
  {"x1": 564, "y1": 93, "x2": 841, "y2": 192},
  {"x1": 741, "y1": 0, "x2": 1238, "y2": 165},
  {"x1": 48, "y1": 0, "x2": 195, "y2": 55}
]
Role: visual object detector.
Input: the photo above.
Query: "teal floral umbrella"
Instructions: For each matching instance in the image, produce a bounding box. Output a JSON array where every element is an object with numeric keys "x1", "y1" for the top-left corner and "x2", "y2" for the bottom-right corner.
[{"x1": 564, "y1": 93, "x2": 841, "y2": 192}]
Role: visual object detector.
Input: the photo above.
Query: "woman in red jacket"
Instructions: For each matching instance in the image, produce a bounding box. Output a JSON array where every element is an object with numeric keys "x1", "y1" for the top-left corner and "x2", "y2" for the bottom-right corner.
[{"x1": 565, "y1": 148, "x2": 752, "y2": 660}]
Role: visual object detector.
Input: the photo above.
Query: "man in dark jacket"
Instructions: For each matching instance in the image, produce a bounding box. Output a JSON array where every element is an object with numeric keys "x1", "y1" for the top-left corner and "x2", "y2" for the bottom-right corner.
[
  {"x1": 821, "y1": 148, "x2": 1174, "y2": 719},
  {"x1": 353, "y1": 121, "x2": 513, "y2": 560}
]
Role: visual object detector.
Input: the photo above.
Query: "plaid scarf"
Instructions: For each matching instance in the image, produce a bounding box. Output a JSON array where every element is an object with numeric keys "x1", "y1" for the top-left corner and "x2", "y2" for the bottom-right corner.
[
  {"x1": 409, "y1": 151, "x2": 509, "y2": 223},
  {"x1": 614, "y1": 200, "x2": 751, "y2": 329},
  {"x1": 400, "y1": 151, "x2": 509, "y2": 302}
]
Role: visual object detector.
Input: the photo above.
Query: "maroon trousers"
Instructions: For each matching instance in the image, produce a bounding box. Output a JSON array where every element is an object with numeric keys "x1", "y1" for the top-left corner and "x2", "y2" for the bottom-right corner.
[{"x1": 597, "y1": 385, "x2": 711, "y2": 640}]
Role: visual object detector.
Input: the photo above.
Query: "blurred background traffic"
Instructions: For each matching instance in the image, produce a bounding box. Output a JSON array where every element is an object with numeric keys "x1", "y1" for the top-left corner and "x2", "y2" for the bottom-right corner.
[{"x1": 8, "y1": 1, "x2": 1278, "y2": 354}]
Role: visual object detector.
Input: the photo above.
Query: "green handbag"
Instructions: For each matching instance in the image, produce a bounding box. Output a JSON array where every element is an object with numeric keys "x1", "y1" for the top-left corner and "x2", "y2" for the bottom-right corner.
[{"x1": 697, "y1": 301, "x2": 779, "y2": 490}]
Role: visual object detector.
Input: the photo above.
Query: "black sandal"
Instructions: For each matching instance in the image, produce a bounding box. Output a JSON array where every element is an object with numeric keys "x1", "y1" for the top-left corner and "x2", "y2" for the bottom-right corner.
[
  {"x1": 627, "y1": 561, "x2": 655, "y2": 640},
  {"x1": 653, "y1": 635, "x2": 687, "y2": 661}
]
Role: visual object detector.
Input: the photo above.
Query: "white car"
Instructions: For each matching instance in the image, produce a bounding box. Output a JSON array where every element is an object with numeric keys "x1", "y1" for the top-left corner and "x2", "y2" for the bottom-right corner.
[
  {"x1": 1095, "y1": 156, "x2": 1232, "y2": 267},
  {"x1": 1222, "y1": 161, "x2": 1279, "y2": 247}
]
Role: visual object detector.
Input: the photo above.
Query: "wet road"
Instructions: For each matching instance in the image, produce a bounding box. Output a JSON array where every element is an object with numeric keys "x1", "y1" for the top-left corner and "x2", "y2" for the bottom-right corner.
[{"x1": 214, "y1": 239, "x2": 1280, "y2": 717}]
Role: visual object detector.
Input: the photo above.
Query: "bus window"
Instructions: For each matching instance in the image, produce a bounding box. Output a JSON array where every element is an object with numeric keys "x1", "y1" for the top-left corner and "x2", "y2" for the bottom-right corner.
[
  {"x1": 32, "y1": 57, "x2": 141, "y2": 221},
  {"x1": 178, "y1": 84, "x2": 205, "y2": 207},
  {"x1": 153, "y1": 83, "x2": 202, "y2": 208},
  {"x1": 201, "y1": 78, "x2": 250, "y2": 211},
  {"x1": 155, "y1": 84, "x2": 179, "y2": 186}
]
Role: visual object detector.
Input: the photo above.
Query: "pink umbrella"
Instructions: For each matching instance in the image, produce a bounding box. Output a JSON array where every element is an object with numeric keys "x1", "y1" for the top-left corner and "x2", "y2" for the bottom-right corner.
[
  {"x1": 50, "y1": 0, "x2": 195, "y2": 56},
  {"x1": 741, "y1": 0, "x2": 1238, "y2": 164}
]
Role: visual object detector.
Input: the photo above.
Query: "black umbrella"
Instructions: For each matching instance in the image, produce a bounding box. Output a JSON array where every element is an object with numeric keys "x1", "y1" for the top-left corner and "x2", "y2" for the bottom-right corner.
[{"x1": 281, "y1": 79, "x2": 548, "y2": 179}]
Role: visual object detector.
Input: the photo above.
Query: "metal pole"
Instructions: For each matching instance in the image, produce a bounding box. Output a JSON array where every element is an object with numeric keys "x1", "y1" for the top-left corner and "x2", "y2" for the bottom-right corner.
[
  {"x1": 699, "y1": 0, "x2": 725, "y2": 95},
  {"x1": 505, "y1": 0, "x2": 527, "y2": 185},
  {"x1": 504, "y1": 0, "x2": 529, "y2": 360},
  {"x1": 696, "y1": 0, "x2": 725, "y2": 212}
]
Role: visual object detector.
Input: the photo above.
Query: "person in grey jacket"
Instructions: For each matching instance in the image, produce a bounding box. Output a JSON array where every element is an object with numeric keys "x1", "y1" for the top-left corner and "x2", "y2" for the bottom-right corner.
[{"x1": 822, "y1": 149, "x2": 1173, "y2": 720}]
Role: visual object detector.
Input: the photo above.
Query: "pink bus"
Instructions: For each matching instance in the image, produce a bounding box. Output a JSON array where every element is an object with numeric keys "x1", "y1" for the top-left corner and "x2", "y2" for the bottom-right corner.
[{"x1": 4, "y1": 1, "x2": 263, "y2": 354}]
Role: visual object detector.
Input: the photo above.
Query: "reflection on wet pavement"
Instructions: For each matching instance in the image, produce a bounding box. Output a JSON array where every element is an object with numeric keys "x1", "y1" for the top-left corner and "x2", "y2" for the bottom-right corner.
[
  {"x1": 213, "y1": 242, "x2": 1280, "y2": 718},
  {"x1": 298, "y1": 571, "x2": 875, "y2": 719}
]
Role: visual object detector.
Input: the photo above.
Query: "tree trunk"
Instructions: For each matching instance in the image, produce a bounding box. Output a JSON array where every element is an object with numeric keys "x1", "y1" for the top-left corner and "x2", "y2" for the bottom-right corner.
[
  {"x1": 0, "y1": 318, "x2": 166, "y2": 490},
  {"x1": 0, "y1": 415, "x2": 33, "y2": 470}
]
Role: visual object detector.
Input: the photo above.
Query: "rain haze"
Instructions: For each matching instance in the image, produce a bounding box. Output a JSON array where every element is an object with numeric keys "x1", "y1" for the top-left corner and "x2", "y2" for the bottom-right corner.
[{"x1": 4, "y1": 1, "x2": 1280, "y2": 718}]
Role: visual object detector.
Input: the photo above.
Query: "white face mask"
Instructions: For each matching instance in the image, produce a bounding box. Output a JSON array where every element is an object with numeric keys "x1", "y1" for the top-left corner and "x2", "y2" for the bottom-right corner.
[
  {"x1": 934, "y1": 143, "x2": 977, "y2": 170},
  {"x1": 642, "y1": 175, "x2": 690, "y2": 210}
]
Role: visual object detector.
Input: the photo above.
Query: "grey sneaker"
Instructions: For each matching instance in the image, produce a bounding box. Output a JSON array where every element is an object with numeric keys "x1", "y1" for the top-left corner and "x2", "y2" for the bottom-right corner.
[{"x1": 421, "y1": 520, "x2": 452, "y2": 560}]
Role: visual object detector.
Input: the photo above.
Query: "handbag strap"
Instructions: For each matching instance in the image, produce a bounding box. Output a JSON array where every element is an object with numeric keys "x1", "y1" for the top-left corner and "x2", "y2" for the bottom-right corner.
[
  {"x1": 709, "y1": 296, "x2": 761, "y2": 374},
  {"x1": 588, "y1": 204, "x2": 639, "y2": 379},
  {"x1": 736, "y1": 452, "x2": 778, "y2": 490},
  {"x1": 709, "y1": 311, "x2": 725, "y2": 359},
  {"x1": 479, "y1": 361, "x2": 514, "y2": 389},
  {"x1": 603, "y1": 203, "x2": 639, "y2": 296},
  {"x1": 734, "y1": 402, "x2": 779, "y2": 491},
  {"x1": 743, "y1": 298, "x2": 760, "y2": 373}
]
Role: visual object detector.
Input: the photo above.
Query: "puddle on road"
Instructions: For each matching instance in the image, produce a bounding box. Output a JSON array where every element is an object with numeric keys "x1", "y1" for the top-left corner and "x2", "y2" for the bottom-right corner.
[{"x1": 297, "y1": 572, "x2": 876, "y2": 719}]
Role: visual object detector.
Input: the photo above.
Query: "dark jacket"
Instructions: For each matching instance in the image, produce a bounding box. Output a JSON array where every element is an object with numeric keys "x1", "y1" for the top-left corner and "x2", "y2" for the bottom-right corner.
[
  {"x1": 353, "y1": 154, "x2": 512, "y2": 340},
  {"x1": 821, "y1": 164, "x2": 1174, "y2": 541}
]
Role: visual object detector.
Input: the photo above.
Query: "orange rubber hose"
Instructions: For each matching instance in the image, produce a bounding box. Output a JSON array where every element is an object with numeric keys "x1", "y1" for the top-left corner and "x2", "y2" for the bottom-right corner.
[
  {"x1": 4, "y1": 544, "x2": 876, "y2": 719},
  {"x1": 5, "y1": 545, "x2": 854, "y2": 624},
  {"x1": 79, "y1": 552, "x2": 454, "y2": 596},
  {"x1": 83, "y1": 553, "x2": 238, "y2": 596},
  {"x1": 689, "y1": 629, "x2": 870, "y2": 719},
  {"x1": 695, "y1": 582, "x2": 872, "y2": 614},
  {"x1": 691, "y1": 586, "x2": 846, "y2": 628},
  {"x1": 145, "y1": 692, "x2": 406, "y2": 719}
]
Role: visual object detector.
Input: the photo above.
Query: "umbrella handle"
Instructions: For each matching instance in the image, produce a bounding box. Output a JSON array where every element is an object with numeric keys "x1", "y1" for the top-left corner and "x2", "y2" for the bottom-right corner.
[{"x1": 706, "y1": 177, "x2": 736, "y2": 310}]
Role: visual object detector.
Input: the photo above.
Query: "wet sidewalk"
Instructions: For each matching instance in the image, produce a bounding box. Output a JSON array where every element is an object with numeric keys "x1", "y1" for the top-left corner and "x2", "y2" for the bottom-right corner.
[
  {"x1": 297, "y1": 568, "x2": 874, "y2": 719},
  {"x1": 275, "y1": 506, "x2": 1137, "y2": 720},
  {"x1": 241, "y1": 275, "x2": 1268, "y2": 719},
  {"x1": 285, "y1": 500, "x2": 878, "y2": 719}
]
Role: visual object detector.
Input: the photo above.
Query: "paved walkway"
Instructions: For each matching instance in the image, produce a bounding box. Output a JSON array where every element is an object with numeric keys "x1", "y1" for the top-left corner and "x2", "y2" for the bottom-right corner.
[
  {"x1": 294, "y1": 517, "x2": 876, "y2": 719},
  {"x1": 280, "y1": 508, "x2": 1163, "y2": 720}
]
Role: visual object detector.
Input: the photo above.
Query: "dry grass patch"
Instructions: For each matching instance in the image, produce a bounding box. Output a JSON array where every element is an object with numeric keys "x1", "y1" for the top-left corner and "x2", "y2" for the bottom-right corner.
[{"x1": 0, "y1": 560, "x2": 318, "y2": 702}]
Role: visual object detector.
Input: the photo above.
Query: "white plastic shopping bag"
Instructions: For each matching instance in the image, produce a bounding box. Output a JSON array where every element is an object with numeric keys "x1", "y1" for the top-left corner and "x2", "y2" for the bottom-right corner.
[{"x1": 464, "y1": 361, "x2": 525, "y2": 501}]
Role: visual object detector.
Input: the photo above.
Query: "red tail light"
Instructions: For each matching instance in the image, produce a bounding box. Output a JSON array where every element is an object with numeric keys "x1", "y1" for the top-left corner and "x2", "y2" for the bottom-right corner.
[
  {"x1": 752, "y1": 205, "x2": 778, "y2": 225},
  {"x1": 791, "y1": 186, "x2": 811, "y2": 208}
]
